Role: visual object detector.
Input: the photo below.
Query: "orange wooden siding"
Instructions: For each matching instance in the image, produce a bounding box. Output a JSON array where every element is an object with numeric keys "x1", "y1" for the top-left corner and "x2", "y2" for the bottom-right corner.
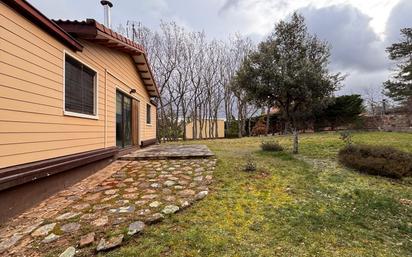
[{"x1": 0, "y1": 2, "x2": 156, "y2": 168}]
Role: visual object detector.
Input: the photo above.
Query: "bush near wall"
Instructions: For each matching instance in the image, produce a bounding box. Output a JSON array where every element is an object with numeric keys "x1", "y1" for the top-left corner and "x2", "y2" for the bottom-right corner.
[
  {"x1": 338, "y1": 144, "x2": 412, "y2": 179},
  {"x1": 251, "y1": 117, "x2": 267, "y2": 136},
  {"x1": 315, "y1": 95, "x2": 364, "y2": 131},
  {"x1": 225, "y1": 120, "x2": 240, "y2": 138},
  {"x1": 261, "y1": 140, "x2": 283, "y2": 152},
  {"x1": 246, "y1": 113, "x2": 283, "y2": 135}
]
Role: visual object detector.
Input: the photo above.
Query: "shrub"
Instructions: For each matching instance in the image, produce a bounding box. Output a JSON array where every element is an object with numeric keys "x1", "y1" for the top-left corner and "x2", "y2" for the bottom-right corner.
[
  {"x1": 261, "y1": 140, "x2": 283, "y2": 152},
  {"x1": 252, "y1": 117, "x2": 267, "y2": 136},
  {"x1": 338, "y1": 144, "x2": 412, "y2": 179},
  {"x1": 339, "y1": 131, "x2": 353, "y2": 146},
  {"x1": 243, "y1": 156, "x2": 257, "y2": 172},
  {"x1": 225, "y1": 120, "x2": 240, "y2": 138}
]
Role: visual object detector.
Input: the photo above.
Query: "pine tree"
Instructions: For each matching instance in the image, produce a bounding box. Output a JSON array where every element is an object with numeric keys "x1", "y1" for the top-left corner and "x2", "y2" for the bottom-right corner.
[{"x1": 383, "y1": 28, "x2": 412, "y2": 111}]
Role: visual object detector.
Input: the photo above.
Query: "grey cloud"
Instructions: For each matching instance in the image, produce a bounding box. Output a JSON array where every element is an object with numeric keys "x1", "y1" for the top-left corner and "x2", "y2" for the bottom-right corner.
[
  {"x1": 219, "y1": 0, "x2": 242, "y2": 14},
  {"x1": 385, "y1": 0, "x2": 412, "y2": 45},
  {"x1": 300, "y1": 5, "x2": 389, "y2": 73},
  {"x1": 338, "y1": 69, "x2": 390, "y2": 96}
]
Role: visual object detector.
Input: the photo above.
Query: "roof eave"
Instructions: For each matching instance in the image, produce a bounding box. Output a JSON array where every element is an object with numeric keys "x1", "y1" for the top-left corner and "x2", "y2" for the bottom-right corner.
[
  {"x1": 55, "y1": 19, "x2": 160, "y2": 98},
  {"x1": 2, "y1": 0, "x2": 83, "y2": 51}
]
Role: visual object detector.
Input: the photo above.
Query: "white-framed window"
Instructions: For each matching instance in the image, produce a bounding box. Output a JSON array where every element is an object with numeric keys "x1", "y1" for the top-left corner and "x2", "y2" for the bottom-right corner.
[{"x1": 63, "y1": 52, "x2": 98, "y2": 119}]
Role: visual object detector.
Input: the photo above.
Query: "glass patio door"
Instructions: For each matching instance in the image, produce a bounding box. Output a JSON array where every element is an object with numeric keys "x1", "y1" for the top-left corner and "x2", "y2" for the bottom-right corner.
[{"x1": 116, "y1": 91, "x2": 132, "y2": 148}]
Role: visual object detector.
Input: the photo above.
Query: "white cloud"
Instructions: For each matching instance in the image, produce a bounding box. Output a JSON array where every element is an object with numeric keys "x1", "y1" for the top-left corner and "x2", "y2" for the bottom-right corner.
[{"x1": 384, "y1": 0, "x2": 412, "y2": 43}]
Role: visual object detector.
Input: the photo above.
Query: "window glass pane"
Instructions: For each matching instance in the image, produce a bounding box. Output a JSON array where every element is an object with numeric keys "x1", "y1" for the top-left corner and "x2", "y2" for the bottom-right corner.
[
  {"x1": 116, "y1": 92, "x2": 123, "y2": 147},
  {"x1": 146, "y1": 104, "x2": 151, "y2": 124},
  {"x1": 64, "y1": 55, "x2": 96, "y2": 115},
  {"x1": 124, "y1": 97, "x2": 132, "y2": 147},
  {"x1": 82, "y1": 69, "x2": 95, "y2": 115},
  {"x1": 65, "y1": 57, "x2": 82, "y2": 113}
]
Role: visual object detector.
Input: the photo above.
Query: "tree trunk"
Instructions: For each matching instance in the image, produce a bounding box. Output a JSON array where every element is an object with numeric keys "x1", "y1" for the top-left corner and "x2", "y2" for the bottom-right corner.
[
  {"x1": 193, "y1": 99, "x2": 197, "y2": 139},
  {"x1": 284, "y1": 120, "x2": 290, "y2": 134},
  {"x1": 192, "y1": 118, "x2": 196, "y2": 140},
  {"x1": 292, "y1": 129, "x2": 299, "y2": 154},
  {"x1": 182, "y1": 113, "x2": 187, "y2": 141},
  {"x1": 238, "y1": 99, "x2": 243, "y2": 138},
  {"x1": 199, "y1": 105, "x2": 205, "y2": 139},
  {"x1": 215, "y1": 112, "x2": 219, "y2": 138},
  {"x1": 248, "y1": 117, "x2": 252, "y2": 136},
  {"x1": 265, "y1": 105, "x2": 270, "y2": 136}
]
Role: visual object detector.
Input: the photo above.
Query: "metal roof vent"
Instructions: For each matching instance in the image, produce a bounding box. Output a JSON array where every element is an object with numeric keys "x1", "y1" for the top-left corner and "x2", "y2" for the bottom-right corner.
[{"x1": 100, "y1": 0, "x2": 113, "y2": 28}]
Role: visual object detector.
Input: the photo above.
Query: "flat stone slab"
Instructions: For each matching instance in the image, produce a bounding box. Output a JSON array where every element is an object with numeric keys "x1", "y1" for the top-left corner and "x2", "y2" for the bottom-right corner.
[
  {"x1": 79, "y1": 232, "x2": 95, "y2": 248},
  {"x1": 56, "y1": 212, "x2": 80, "y2": 220},
  {"x1": 59, "y1": 246, "x2": 76, "y2": 257},
  {"x1": 61, "y1": 222, "x2": 81, "y2": 233},
  {"x1": 31, "y1": 223, "x2": 56, "y2": 237},
  {"x1": 162, "y1": 205, "x2": 180, "y2": 215},
  {"x1": 42, "y1": 233, "x2": 60, "y2": 243},
  {"x1": 119, "y1": 145, "x2": 214, "y2": 160},
  {"x1": 0, "y1": 235, "x2": 22, "y2": 253},
  {"x1": 127, "y1": 221, "x2": 145, "y2": 235},
  {"x1": 96, "y1": 235, "x2": 124, "y2": 252}
]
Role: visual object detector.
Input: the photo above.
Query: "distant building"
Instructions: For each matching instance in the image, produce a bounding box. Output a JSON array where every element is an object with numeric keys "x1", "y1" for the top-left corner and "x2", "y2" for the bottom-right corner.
[{"x1": 185, "y1": 119, "x2": 225, "y2": 139}]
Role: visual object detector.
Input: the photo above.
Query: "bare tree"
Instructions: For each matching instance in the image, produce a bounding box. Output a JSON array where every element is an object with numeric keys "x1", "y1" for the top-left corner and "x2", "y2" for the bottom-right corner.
[
  {"x1": 122, "y1": 21, "x2": 257, "y2": 141},
  {"x1": 363, "y1": 86, "x2": 385, "y2": 116},
  {"x1": 227, "y1": 35, "x2": 254, "y2": 137}
]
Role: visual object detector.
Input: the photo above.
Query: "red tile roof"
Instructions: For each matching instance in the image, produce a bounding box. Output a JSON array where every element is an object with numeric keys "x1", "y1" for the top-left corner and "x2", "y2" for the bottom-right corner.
[
  {"x1": 55, "y1": 19, "x2": 160, "y2": 98},
  {"x1": 55, "y1": 19, "x2": 146, "y2": 53}
]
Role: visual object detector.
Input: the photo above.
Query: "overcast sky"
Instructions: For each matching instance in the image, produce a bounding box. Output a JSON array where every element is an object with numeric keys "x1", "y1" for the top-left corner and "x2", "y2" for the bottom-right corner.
[{"x1": 30, "y1": 0, "x2": 412, "y2": 97}]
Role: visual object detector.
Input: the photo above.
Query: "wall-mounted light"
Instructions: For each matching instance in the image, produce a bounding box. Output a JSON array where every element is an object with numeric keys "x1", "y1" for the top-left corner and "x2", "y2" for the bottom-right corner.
[{"x1": 130, "y1": 89, "x2": 137, "y2": 94}]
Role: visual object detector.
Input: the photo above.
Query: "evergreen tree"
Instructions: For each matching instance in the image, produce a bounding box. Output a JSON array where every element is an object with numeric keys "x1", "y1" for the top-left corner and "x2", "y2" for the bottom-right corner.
[
  {"x1": 236, "y1": 13, "x2": 342, "y2": 153},
  {"x1": 315, "y1": 95, "x2": 364, "y2": 130},
  {"x1": 383, "y1": 28, "x2": 412, "y2": 110}
]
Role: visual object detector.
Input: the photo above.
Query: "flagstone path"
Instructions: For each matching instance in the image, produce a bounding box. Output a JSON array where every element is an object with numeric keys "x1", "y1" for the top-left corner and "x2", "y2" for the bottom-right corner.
[
  {"x1": 120, "y1": 144, "x2": 214, "y2": 160},
  {"x1": 0, "y1": 145, "x2": 216, "y2": 256}
]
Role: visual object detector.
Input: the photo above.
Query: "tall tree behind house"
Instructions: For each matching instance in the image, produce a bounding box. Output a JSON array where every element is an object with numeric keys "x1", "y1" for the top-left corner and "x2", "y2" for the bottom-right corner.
[
  {"x1": 122, "y1": 21, "x2": 255, "y2": 140},
  {"x1": 234, "y1": 13, "x2": 343, "y2": 153}
]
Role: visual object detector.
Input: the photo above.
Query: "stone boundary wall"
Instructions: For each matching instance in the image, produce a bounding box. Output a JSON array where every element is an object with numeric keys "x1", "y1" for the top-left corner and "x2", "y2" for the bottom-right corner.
[{"x1": 360, "y1": 114, "x2": 412, "y2": 132}]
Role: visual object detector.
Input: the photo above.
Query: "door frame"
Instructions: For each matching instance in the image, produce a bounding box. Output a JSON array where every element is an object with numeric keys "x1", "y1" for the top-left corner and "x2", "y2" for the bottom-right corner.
[
  {"x1": 131, "y1": 98, "x2": 140, "y2": 147},
  {"x1": 116, "y1": 90, "x2": 139, "y2": 148}
]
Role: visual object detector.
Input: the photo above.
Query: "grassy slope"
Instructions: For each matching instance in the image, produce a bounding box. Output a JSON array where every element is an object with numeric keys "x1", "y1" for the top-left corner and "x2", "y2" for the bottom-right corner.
[{"x1": 103, "y1": 132, "x2": 412, "y2": 257}]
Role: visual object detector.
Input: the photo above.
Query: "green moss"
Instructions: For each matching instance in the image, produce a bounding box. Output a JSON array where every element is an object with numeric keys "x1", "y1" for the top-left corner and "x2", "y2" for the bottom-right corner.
[{"x1": 105, "y1": 227, "x2": 127, "y2": 238}]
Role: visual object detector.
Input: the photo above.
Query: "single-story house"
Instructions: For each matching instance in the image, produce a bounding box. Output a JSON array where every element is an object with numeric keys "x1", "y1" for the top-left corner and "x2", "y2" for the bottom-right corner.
[{"x1": 0, "y1": 0, "x2": 159, "y2": 196}]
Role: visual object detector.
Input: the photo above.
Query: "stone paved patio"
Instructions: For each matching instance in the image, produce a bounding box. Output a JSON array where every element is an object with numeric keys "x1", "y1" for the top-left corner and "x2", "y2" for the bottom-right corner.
[
  {"x1": 120, "y1": 144, "x2": 214, "y2": 160},
  {"x1": 0, "y1": 145, "x2": 216, "y2": 256}
]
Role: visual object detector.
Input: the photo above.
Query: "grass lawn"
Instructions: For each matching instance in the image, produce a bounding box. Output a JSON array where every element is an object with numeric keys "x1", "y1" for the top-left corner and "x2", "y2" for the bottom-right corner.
[{"x1": 103, "y1": 131, "x2": 412, "y2": 257}]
